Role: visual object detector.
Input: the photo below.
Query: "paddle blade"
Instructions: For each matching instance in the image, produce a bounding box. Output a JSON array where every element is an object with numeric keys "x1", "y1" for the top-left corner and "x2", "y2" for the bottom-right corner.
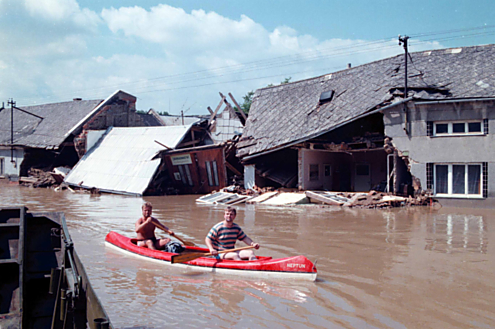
[
  {"x1": 171, "y1": 252, "x2": 208, "y2": 264},
  {"x1": 181, "y1": 241, "x2": 196, "y2": 247}
]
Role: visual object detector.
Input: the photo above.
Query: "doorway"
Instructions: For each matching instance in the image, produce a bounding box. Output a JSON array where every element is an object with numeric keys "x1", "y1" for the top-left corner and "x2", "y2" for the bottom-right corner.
[{"x1": 355, "y1": 163, "x2": 370, "y2": 192}]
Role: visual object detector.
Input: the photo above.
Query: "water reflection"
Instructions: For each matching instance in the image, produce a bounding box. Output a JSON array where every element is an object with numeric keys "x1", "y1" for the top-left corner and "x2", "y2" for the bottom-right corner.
[
  {"x1": 2, "y1": 183, "x2": 495, "y2": 329},
  {"x1": 426, "y1": 214, "x2": 487, "y2": 254}
]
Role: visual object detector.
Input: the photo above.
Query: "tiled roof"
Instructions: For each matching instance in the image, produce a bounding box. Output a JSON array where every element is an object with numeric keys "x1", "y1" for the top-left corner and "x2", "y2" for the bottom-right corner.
[
  {"x1": 0, "y1": 99, "x2": 103, "y2": 149},
  {"x1": 237, "y1": 44, "x2": 495, "y2": 159}
]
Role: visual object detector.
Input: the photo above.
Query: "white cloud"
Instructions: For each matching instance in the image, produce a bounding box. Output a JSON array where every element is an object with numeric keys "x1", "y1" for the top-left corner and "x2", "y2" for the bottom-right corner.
[
  {"x1": 23, "y1": 0, "x2": 101, "y2": 31},
  {"x1": 0, "y1": 1, "x2": 445, "y2": 115},
  {"x1": 101, "y1": 5, "x2": 268, "y2": 54}
]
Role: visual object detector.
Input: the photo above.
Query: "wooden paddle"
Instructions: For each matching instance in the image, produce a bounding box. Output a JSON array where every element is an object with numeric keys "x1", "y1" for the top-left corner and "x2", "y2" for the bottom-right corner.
[
  {"x1": 152, "y1": 221, "x2": 196, "y2": 247},
  {"x1": 171, "y1": 245, "x2": 256, "y2": 264}
]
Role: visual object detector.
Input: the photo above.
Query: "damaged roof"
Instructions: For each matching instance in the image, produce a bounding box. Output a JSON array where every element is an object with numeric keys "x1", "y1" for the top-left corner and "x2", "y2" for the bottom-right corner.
[
  {"x1": 64, "y1": 125, "x2": 193, "y2": 196},
  {"x1": 237, "y1": 44, "x2": 495, "y2": 159},
  {"x1": 0, "y1": 99, "x2": 103, "y2": 149}
]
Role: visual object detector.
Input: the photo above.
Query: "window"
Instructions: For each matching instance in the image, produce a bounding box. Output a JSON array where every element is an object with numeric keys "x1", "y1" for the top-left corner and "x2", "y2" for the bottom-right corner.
[
  {"x1": 309, "y1": 164, "x2": 319, "y2": 181},
  {"x1": 0, "y1": 158, "x2": 4, "y2": 176},
  {"x1": 205, "y1": 161, "x2": 219, "y2": 186},
  {"x1": 324, "y1": 164, "x2": 331, "y2": 177},
  {"x1": 433, "y1": 121, "x2": 485, "y2": 136},
  {"x1": 433, "y1": 163, "x2": 484, "y2": 197},
  {"x1": 177, "y1": 165, "x2": 193, "y2": 186}
]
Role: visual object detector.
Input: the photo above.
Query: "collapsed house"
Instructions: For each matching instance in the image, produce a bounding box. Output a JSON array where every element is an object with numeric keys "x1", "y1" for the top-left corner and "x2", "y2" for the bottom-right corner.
[
  {"x1": 0, "y1": 90, "x2": 157, "y2": 181},
  {"x1": 236, "y1": 44, "x2": 495, "y2": 207},
  {"x1": 64, "y1": 124, "x2": 215, "y2": 195},
  {"x1": 64, "y1": 92, "x2": 246, "y2": 196},
  {"x1": 156, "y1": 93, "x2": 245, "y2": 194}
]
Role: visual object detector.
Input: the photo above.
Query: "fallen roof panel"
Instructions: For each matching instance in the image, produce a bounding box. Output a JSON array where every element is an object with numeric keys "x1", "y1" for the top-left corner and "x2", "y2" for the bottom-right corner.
[{"x1": 64, "y1": 125, "x2": 192, "y2": 196}]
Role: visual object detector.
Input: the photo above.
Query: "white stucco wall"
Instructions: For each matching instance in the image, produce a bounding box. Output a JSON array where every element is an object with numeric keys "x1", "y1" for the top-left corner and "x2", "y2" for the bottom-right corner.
[
  {"x1": 383, "y1": 100, "x2": 495, "y2": 199},
  {"x1": 0, "y1": 148, "x2": 24, "y2": 177}
]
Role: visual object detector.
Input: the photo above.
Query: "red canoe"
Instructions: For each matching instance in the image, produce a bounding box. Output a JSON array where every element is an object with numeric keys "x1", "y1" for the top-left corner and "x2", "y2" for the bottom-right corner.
[{"x1": 105, "y1": 231, "x2": 317, "y2": 281}]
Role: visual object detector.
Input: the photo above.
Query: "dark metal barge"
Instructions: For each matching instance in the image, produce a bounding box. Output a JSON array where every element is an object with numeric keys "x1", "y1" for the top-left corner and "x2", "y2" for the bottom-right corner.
[{"x1": 0, "y1": 206, "x2": 112, "y2": 329}]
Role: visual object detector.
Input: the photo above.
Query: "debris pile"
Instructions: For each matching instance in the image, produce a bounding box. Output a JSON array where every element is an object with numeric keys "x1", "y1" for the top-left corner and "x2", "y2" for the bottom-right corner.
[
  {"x1": 19, "y1": 168, "x2": 58, "y2": 188},
  {"x1": 308, "y1": 190, "x2": 437, "y2": 209}
]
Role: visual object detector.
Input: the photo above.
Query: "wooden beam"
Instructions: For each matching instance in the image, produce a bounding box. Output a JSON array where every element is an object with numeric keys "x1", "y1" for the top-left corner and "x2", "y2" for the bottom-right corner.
[
  {"x1": 228, "y1": 92, "x2": 247, "y2": 122},
  {"x1": 154, "y1": 140, "x2": 171, "y2": 149},
  {"x1": 209, "y1": 96, "x2": 225, "y2": 125},
  {"x1": 225, "y1": 161, "x2": 242, "y2": 176},
  {"x1": 179, "y1": 139, "x2": 201, "y2": 147},
  {"x1": 207, "y1": 106, "x2": 214, "y2": 115}
]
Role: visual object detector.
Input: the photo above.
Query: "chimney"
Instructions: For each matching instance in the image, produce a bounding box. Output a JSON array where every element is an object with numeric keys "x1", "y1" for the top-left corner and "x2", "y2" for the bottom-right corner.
[
  {"x1": 347, "y1": 63, "x2": 352, "y2": 69},
  {"x1": 73, "y1": 98, "x2": 82, "y2": 101}
]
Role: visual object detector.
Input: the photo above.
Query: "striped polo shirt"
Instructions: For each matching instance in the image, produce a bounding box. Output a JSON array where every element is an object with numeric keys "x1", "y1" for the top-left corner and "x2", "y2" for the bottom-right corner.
[{"x1": 207, "y1": 222, "x2": 246, "y2": 250}]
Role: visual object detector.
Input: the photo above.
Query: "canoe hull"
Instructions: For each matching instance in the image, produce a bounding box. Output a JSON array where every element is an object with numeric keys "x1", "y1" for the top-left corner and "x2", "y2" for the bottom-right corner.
[{"x1": 105, "y1": 231, "x2": 317, "y2": 281}]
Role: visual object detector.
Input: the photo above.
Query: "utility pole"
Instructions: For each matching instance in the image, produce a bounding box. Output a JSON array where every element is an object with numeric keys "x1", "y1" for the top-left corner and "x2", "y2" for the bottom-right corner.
[
  {"x1": 0, "y1": 99, "x2": 44, "y2": 165},
  {"x1": 8, "y1": 99, "x2": 15, "y2": 163},
  {"x1": 398, "y1": 35, "x2": 409, "y2": 98},
  {"x1": 398, "y1": 35, "x2": 410, "y2": 135}
]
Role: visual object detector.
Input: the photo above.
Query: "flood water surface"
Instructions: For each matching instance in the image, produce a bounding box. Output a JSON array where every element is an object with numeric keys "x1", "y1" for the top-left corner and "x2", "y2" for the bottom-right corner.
[{"x1": 1, "y1": 183, "x2": 494, "y2": 328}]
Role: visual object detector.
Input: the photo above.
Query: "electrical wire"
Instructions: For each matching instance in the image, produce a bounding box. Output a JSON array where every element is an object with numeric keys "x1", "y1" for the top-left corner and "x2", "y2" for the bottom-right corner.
[{"x1": 11, "y1": 24, "x2": 495, "y2": 104}]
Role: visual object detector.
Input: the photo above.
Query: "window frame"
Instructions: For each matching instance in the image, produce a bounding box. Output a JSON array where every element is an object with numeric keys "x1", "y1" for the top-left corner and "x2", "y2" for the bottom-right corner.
[
  {"x1": 433, "y1": 120, "x2": 484, "y2": 137},
  {"x1": 205, "y1": 160, "x2": 219, "y2": 186},
  {"x1": 433, "y1": 163, "x2": 484, "y2": 198}
]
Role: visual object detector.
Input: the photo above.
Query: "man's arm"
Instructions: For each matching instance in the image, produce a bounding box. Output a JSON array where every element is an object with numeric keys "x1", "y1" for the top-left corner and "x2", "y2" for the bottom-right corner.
[
  {"x1": 241, "y1": 236, "x2": 260, "y2": 249},
  {"x1": 205, "y1": 236, "x2": 218, "y2": 256},
  {"x1": 135, "y1": 217, "x2": 151, "y2": 233},
  {"x1": 150, "y1": 217, "x2": 175, "y2": 236}
]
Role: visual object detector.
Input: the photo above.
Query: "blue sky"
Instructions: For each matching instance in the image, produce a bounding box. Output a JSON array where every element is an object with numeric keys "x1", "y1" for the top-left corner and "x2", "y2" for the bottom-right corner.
[{"x1": 1, "y1": 0, "x2": 494, "y2": 115}]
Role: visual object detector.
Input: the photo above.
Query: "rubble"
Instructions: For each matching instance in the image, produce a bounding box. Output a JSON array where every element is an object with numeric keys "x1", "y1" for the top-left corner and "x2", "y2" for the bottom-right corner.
[{"x1": 200, "y1": 186, "x2": 439, "y2": 209}]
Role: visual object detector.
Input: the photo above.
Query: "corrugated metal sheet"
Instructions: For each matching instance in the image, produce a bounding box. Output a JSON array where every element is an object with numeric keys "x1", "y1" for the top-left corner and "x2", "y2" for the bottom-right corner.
[{"x1": 64, "y1": 125, "x2": 192, "y2": 196}]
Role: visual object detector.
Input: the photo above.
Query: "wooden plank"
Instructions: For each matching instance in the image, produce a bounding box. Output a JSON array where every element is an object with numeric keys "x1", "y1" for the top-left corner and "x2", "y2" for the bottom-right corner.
[
  {"x1": 207, "y1": 106, "x2": 214, "y2": 115},
  {"x1": 247, "y1": 191, "x2": 279, "y2": 204},
  {"x1": 154, "y1": 140, "x2": 171, "y2": 149},
  {"x1": 208, "y1": 96, "x2": 226, "y2": 125},
  {"x1": 179, "y1": 139, "x2": 201, "y2": 147},
  {"x1": 225, "y1": 161, "x2": 242, "y2": 176},
  {"x1": 228, "y1": 92, "x2": 247, "y2": 122},
  {"x1": 305, "y1": 191, "x2": 345, "y2": 206},
  {"x1": 19, "y1": 177, "x2": 37, "y2": 183}
]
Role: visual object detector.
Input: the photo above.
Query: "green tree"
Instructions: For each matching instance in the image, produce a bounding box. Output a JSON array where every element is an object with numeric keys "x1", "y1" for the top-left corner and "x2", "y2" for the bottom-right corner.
[{"x1": 240, "y1": 90, "x2": 254, "y2": 114}]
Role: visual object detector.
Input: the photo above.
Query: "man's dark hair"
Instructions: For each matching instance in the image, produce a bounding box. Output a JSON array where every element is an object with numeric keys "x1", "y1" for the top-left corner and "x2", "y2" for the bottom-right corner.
[{"x1": 225, "y1": 206, "x2": 236, "y2": 215}]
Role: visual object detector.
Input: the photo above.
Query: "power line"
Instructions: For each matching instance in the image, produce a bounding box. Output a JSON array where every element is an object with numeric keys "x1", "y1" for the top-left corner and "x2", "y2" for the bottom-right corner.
[{"x1": 13, "y1": 24, "x2": 495, "y2": 105}]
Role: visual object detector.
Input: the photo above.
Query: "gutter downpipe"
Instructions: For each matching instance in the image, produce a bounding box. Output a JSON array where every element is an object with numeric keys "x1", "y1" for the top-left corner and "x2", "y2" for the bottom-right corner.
[{"x1": 241, "y1": 97, "x2": 414, "y2": 162}]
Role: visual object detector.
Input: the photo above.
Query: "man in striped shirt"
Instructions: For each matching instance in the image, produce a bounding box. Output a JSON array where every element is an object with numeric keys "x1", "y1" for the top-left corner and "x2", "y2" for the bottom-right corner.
[{"x1": 205, "y1": 206, "x2": 260, "y2": 260}]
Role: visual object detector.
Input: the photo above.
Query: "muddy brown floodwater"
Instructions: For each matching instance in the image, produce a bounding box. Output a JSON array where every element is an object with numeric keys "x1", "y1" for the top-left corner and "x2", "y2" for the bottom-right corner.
[{"x1": 1, "y1": 182, "x2": 495, "y2": 328}]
